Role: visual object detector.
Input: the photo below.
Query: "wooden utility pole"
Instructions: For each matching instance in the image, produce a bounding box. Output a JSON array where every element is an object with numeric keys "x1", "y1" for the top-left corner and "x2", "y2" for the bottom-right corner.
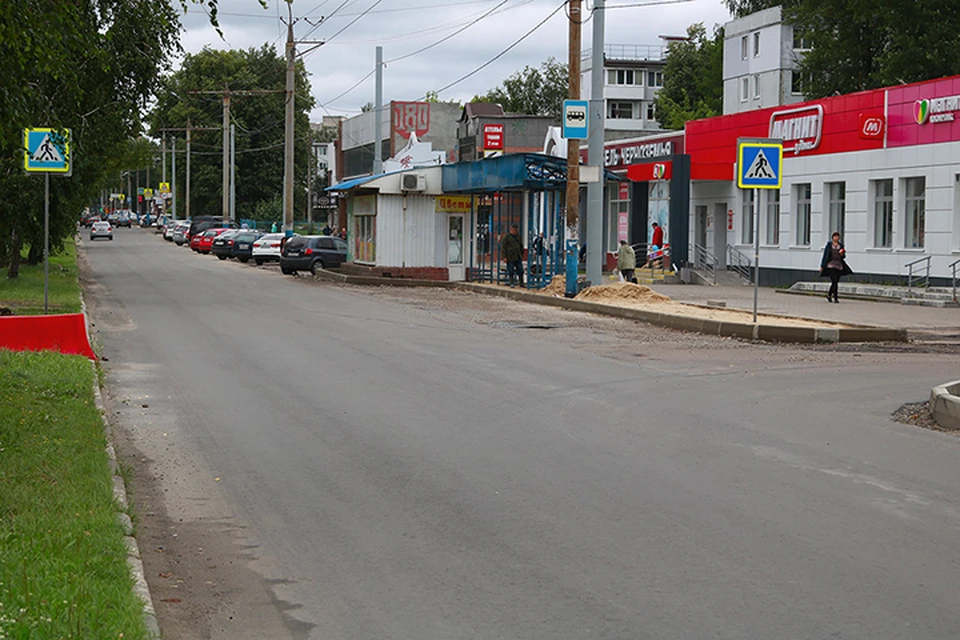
[{"x1": 566, "y1": 0, "x2": 582, "y2": 232}]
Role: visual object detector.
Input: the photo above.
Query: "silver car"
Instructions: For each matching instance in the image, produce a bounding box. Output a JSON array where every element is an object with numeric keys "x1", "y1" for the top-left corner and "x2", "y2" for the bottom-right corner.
[{"x1": 90, "y1": 220, "x2": 113, "y2": 241}]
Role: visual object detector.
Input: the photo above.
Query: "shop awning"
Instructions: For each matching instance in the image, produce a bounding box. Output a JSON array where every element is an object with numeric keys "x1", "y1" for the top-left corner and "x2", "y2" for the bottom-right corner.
[
  {"x1": 326, "y1": 170, "x2": 405, "y2": 192},
  {"x1": 442, "y1": 153, "x2": 623, "y2": 194}
]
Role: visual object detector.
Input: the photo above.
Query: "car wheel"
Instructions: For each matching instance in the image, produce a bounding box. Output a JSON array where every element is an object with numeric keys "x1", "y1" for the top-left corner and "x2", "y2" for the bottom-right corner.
[
  {"x1": 217, "y1": 254, "x2": 227, "y2": 260},
  {"x1": 281, "y1": 267, "x2": 294, "y2": 275},
  {"x1": 239, "y1": 257, "x2": 249, "y2": 263},
  {"x1": 310, "y1": 259, "x2": 324, "y2": 275},
  {"x1": 254, "y1": 258, "x2": 264, "y2": 266}
]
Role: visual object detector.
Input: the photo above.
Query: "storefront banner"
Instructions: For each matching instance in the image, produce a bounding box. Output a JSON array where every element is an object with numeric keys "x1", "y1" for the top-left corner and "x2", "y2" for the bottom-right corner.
[
  {"x1": 482, "y1": 124, "x2": 504, "y2": 150},
  {"x1": 887, "y1": 76, "x2": 960, "y2": 148},
  {"x1": 392, "y1": 101, "x2": 430, "y2": 140},
  {"x1": 435, "y1": 196, "x2": 471, "y2": 213},
  {"x1": 627, "y1": 160, "x2": 672, "y2": 182}
]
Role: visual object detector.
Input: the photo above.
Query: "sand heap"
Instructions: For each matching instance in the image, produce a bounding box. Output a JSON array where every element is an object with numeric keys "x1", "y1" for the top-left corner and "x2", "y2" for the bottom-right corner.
[
  {"x1": 575, "y1": 282, "x2": 671, "y2": 303},
  {"x1": 540, "y1": 275, "x2": 568, "y2": 296}
]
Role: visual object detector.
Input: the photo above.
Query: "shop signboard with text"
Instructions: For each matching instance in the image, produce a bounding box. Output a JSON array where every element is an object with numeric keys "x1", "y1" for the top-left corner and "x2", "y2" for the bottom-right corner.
[{"x1": 887, "y1": 76, "x2": 960, "y2": 148}]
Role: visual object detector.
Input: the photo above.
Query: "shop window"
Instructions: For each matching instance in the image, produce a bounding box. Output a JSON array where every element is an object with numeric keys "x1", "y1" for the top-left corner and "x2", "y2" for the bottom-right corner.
[
  {"x1": 795, "y1": 183, "x2": 811, "y2": 245},
  {"x1": 871, "y1": 179, "x2": 893, "y2": 248},
  {"x1": 826, "y1": 181, "x2": 845, "y2": 238},
  {"x1": 903, "y1": 177, "x2": 925, "y2": 248},
  {"x1": 608, "y1": 187, "x2": 630, "y2": 253},
  {"x1": 741, "y1": 189, "x2": 754, "y2": 245},
  {"x1": 648, "y1": 181, "x2": 669, "y2": 247},
  {"x1": 354, "y1": 212, "x2": 376, "y2": 263},
  {"x1": 608, "y1": 101, "x2": 633, "y2": 119},
  {"x1": 753, "y1": 32, "x2": 760, "y2": 57},
  {"x1": 765, "y1": 190, "x2": 780, "y2": 245},
  {"x1": 741, "y1": 36, "x2": 748, "y2": 60},
  {"x1": 741, "y1": 77, "x2": 749, "y2": 102},
  {"x1": 647, "y1": 70, "x2": 663, "y2": 88}
]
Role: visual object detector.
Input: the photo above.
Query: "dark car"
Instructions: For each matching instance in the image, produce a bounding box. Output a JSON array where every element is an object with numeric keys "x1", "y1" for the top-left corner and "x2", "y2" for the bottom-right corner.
[
  {"x1": 210, "y1": 229, "x2": 246, "y2": 260},
  {"x1": 280, "y1": 235, "x2": 347, "y2": 275},
  {"x1": 113, "y1": 211, "x2": 132, "y2": 227},
  {"x1": 188, "y1": 216, "x2": 236, "y2": 240},
  {"x1": 229, "y1": 231, "x2": 264, "y2": 263}
]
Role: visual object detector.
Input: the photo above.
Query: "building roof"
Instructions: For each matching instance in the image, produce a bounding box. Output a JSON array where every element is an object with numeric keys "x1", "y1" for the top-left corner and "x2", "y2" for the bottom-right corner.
[{"x1": 460, "y1": 102, "x2": 505, "y2": 122}]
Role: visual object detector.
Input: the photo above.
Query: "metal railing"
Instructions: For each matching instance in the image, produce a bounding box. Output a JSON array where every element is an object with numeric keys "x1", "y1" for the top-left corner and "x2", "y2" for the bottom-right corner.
[
  {"x1": 905, "y1": 255, "x2": 931, "y2": 293},
  {"x1": 726, "y1": 245, "x2": 753, "y2": 283},
  {"x1": 950, "y1": 258, "x2": 960, "y2": 303},
  {"x1": 582, "y1": 44, "x2": 667, "y2": 62},
  {"x1": 692, "y1": 242, "x2": 717, "y2": 284}
]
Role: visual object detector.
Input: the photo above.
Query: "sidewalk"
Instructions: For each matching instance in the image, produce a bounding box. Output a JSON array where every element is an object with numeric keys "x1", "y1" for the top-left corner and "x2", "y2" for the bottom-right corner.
[{"x1": 649, "y1": 283, "x2": 960, "y2": 331}]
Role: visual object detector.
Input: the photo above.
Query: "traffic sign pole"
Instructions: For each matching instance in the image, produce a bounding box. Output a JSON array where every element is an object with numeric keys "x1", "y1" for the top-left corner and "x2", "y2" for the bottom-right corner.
[
  {"x1": 754, "y1": 187, "x2": 759, "y2": 323},
  {"x1": 44, "y1": 173, "x2": 49, "y2": 314}
]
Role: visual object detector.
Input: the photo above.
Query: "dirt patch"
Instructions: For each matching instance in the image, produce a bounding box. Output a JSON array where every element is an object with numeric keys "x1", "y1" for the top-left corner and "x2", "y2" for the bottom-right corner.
[
  {"x1": 575, "y1": 282, "x2": 672, "y2": 304},
  {"x1": 892, "y1": 401, "x2": 954, "y2": 433},
  {"x1": 540, "y1": 275, "x2": 567, "y2": 296}
]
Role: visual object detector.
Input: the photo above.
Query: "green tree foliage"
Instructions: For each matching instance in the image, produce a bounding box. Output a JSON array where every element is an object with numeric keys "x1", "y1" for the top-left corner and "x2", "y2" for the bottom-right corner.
[
  {"x1": 0, "y1": 0, "x2": 181, "y2": 277},
  {"x1": 720, "y1": 0, "x2": 780, "y2": 18},
  {"x1": 654, "y1": 24, "x2": 724, "y2": 130},
  {"x1": 147, "y1": 45, "x2": 315, "y2": 222},
  {"x1": 475, "y1": 58, "x2": 568, "y2": 122}
]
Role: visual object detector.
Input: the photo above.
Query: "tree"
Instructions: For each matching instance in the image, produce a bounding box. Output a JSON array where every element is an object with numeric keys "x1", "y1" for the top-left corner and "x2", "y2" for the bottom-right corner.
[
  {"x1": 475, "y1": 58, "x2": 568, "y2": 122},
  {"x1": 147, "y1": 45, "x2": 315, "y2": 223},
  {"x1": 721, "y1": 0, "x2": 782, "y2": 18},
  {"x1": 654, "y1": 24, "x2": 724, "y2": 130}
]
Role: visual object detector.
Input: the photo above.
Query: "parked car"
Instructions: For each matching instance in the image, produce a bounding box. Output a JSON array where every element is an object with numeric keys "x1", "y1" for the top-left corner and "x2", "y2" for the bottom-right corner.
[
  {"x1": 163, "y1": 220, "x2": 183, "y2": 241},
  {"x1": 210, "y1": 229, "x2": 245, "y2": 260},
  {"x1": 188, "y1": 216, "x2": 237, "y2": 240},
  {"x1": 113, "y1": 211, "x2": 133, "y2": 228},
  {"x1": 196, "y1": 228, "x2": 229, "y2": 254},
  {"x1": 251, "y1": 233, "x2": 287, "y2": 265},
  {"x1": 230, "y1": 231, "x2": 264, "y2": 263},
  {"x1": 89, "y1": 220, "x2": 113, "y2": 241},
  {"x1": 280, "y1": 235, "x2": 347, "y2": 275},
  {"x1": 172, "y1": 221, "x2": 191, "y2": 246}
]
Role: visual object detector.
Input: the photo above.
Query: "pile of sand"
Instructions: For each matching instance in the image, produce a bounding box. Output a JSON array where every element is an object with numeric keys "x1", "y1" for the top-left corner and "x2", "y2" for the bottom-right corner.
[
  {"x1": 575, "y1": 282, "x2": 672, "y2": 303},
  {"x1": 540, "y1": 275, "x2": 568, "y2": 296}
]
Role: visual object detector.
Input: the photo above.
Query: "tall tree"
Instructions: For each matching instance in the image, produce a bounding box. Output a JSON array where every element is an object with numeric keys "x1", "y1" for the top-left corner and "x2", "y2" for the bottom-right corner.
[
  {"x1": 720, "y1": 0, "x2": 783, "y2": 18},
  {"x1": 654, "y1": 23, "x2": 724, "y2": 130},
  {"x1": 147, "y1": 45, "x2": 315, "y2": 222},
  {"x1": 474, "y1": 58, "x2": 568, "y2": 122}
]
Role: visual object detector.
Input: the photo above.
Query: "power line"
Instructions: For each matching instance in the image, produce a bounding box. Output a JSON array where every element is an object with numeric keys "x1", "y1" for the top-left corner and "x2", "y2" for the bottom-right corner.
[
  {"x1": 323, "y1": 0, "x2": 386, "y2": 44},
  {"x1": 385, "y1": 0, "x2": 510, "y2": 64}
]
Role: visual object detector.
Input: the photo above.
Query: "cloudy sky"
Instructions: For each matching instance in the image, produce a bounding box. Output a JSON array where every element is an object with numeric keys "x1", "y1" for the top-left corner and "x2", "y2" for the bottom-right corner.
[{"x1": 176, "y1": 0, "x2": 732, "y2": 122}]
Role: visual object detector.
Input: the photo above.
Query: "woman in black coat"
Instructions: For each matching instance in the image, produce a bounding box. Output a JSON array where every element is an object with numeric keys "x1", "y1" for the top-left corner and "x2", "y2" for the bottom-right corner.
[{"x1": 820, "y1": 231, "x2": 853, "y2": 303}]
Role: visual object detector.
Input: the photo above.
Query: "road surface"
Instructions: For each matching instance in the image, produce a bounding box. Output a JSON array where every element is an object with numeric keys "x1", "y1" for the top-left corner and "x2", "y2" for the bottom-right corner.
[{"x1": 81, "y1": 228, "x2": 960, "y2": 640}]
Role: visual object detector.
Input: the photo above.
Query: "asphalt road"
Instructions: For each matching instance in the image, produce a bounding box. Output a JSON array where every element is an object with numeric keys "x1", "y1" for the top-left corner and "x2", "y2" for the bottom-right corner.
[{"x1": 82, "y1": 228, "x2": 960, "y2": 640}]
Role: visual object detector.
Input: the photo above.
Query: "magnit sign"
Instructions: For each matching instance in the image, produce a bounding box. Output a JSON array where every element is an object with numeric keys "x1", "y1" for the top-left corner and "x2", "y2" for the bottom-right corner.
[
  {"x1": 768, "y1": 105, "x2": 823, "y2": 154},
  {"x1": 915, "y1": 94, "x2": 960, "y2": 124}
]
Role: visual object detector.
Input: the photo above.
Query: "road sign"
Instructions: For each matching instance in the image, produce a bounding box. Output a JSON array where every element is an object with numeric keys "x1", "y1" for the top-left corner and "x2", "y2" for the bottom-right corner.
[
  {"x1": 562, "y1": 100, "x2": 589, "y2": 140},
  {"x1": 159, "y1": 182, "x2": 171, "y2": 194},
  {"x1": 737, "y1": 138, "x2": 783, "y2": 189},
  {"x1": 144, "y1": 188, "x2": 153, "y2": 199},
  {"x1": 23, "y1": 128, "x2": 71, "y2": 173}
]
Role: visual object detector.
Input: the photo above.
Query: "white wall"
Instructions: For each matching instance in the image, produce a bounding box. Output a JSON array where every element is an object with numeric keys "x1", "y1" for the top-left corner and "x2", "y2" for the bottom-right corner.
[{"x1": 375, "y1": 194, "x2": 445, "y2": 268}]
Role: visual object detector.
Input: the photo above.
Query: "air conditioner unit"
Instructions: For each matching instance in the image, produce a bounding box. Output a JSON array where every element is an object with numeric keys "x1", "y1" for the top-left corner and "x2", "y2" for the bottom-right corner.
[{"x1": 401, "y1": 173, "x2": 427, "y2": 192}]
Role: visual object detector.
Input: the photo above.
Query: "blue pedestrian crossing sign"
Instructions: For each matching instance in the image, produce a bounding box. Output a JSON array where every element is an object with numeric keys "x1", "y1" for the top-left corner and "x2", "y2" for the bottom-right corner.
[
  {"x1": 24, "y1": 128, "x2": 71, "y2": 173},
  {"x1": 737, "y1": 138, "x2": 782, "y2": 189}
]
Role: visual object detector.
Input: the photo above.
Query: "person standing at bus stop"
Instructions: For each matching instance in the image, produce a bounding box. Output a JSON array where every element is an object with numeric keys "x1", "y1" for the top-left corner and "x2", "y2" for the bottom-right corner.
[
  {"x1": 617, "y1": 240, "x2": 637, "y2": 283},
  {"x1": 500, "y1": 224, "x2": 523, "y2": 287}
]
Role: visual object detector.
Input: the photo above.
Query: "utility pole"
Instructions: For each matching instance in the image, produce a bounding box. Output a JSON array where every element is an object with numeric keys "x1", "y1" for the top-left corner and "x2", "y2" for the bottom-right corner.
[
  {"x1": 172, "y1": 137, "x2": 177, "y2": 219},
  {"x1": 566, "y1": 0, "x2": 582, "y2": 235},
  {"x1": 374, "y1": 46, "x2": 383, "y2": 174},
  {"x1": 230, "y1": 124, "x2": 236, "y2": 222},
  {"x1": 159, "y1": 123, "x2": 220, "y2": 221},
  {"x1": 585, "y1": 0, "x2": 605, "y2": 286},
  {"x1": 283, "y1": 2, "x2": 296, "y2": 234}
]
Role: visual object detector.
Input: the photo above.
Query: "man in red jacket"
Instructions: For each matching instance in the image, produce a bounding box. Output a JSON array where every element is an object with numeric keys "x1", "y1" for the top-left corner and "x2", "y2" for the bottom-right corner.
[{"x1": 651, "y1": 222, "x2": 664, "y2": 250}]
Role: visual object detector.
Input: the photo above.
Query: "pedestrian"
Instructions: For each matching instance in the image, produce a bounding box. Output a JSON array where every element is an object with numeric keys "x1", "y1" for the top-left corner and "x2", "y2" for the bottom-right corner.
[
  {"x1": 650, "y1": 222, "x2": 664, "y2": 252},
  {"x1": 322, "y1": 224, "x2": 332, "y2": 236},
  {"x1": 617, "y1": 240, "x2": 637, "y2": 283},
  {"x1": 339, "y1": 227, "x2": 347, "y2": 240},
  {"x1": 271, "y1": 221, "x2": 278, "y2": 233},
  {"x1": 531, "y1": 232, "x2": 545, "y2": 274},
  {"x1": 819, "y1": 231, "x2": 853, "y2": 303},
  {"x1": 500, "y1": 223, "x2": 523, "y2": 287}
]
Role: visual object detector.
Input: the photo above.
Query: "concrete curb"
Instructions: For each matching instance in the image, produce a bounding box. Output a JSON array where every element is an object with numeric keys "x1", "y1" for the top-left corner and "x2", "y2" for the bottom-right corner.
[
  {"x1": 308, "y1": 269, "x2": 907, "y2": 343},
  {"x1": 930, "y1": 380, "x2": 960, "y2": 430},
  {"x1": 79, "y1": 237, "x2": 161, "y2": 639}
]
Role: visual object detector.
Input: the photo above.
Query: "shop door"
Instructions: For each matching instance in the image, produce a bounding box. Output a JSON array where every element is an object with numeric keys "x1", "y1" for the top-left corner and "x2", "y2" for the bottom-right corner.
[
  {"x1": 714, "y1": 202, "x2": 728, "y2": 267},
  {"x1": 447, "y1": 214, "x2": 465, "y2": 281}
]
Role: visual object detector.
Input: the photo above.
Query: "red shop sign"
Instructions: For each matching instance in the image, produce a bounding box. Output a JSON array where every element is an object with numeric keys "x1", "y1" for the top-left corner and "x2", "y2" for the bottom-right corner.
[
  {"x1": 482, "y1": 123, "x2": 504, "y2": 150},
  {"x1": 392, "y1": 102, "x2": 430, "y2": 139},
  {"x1": 859, "y1": 114, "x2": 885, "y2": 139},
  {"x1": 626, "y1": 160, "x2": 672, "y2": 182}
]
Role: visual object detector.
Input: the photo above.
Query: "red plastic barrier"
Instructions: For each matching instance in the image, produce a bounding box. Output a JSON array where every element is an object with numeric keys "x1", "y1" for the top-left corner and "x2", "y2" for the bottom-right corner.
[{"x1": 0, "y1": 313, "x2": 97, "y2": 360}]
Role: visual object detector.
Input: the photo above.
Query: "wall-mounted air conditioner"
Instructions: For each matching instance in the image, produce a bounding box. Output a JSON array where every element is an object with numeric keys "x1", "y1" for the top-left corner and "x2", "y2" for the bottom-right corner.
[{"x1": 401, "y1": 173, "x2": 427, "y2": 192}]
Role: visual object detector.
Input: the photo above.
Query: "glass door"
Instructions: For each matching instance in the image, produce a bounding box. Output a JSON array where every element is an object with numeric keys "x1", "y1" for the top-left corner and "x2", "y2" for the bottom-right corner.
[{"x1": 447, "y1": 214, "x2": 464, "y2": 281}]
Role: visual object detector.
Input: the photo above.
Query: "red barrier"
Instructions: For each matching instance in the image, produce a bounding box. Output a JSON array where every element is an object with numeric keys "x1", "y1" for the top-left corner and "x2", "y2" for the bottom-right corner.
[{"x1": 0, "y1": 313, "x2": 97, "y2": 360}]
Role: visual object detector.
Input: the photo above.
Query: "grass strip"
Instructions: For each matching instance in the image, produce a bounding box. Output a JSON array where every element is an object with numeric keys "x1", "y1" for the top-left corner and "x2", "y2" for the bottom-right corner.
[
  {"x1": 0, "y1": 237, "x2": 83, "y2": 315},
  {"x1": 0, "y1": 350, "x2": 149, "y2": 640}
]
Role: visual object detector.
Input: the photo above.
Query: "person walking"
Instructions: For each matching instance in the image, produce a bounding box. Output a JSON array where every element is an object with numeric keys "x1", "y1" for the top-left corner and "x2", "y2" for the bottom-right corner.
[
  {"x1": 500, "y1": 223, "x2": 524, "y2": 287},
  {"x1": 819, "y1": 231, "x2": 853, "y2": 303},
  {"x1": 617, "y1": 240, "x2": 637, "y2": 283},
  {"x1": 650, "y1": 222, "x2": 664, "y2": 251}
]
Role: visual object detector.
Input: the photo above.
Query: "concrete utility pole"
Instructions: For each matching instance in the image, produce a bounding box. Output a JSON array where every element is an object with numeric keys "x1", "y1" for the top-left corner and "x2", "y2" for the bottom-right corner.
[
  {"x1": 585, "y1": 0, "x2": 605, "y2": 286},
  {"x1": 230, "y1": 124, "x2": 236, "y2": 222},
  {"x1": 566, "y1": 0, "x2": 582, "y2": 234},
  {"x1": 159, "y1": 122, "x2": 219, "y2": 220},
  {"x1": 283, "y1": 3, "x2": 296, "y2": 234},
  {"x1": 172, "y1": 138, "x2": 177, "y2": 219},
  {"x1": 374, "y1": 46, "x2": 383, "y2": 175}
]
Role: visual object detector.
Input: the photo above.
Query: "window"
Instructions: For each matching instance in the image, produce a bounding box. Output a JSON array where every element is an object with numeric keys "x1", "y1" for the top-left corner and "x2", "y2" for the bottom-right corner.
[
  {"x1": 753, "y1": 32, "x2": 760, "y2": 57},
  {"x1": 753, "y1": 75, "x2": 761, "y2": 99},
  {"x1": 872, "y1": 179, "x2": 893, "y2": 248},
  {"x1": 790, "y1": 71, "x2": 805, "y2": 95},
  {"x1": 646, "y1": 102, "x2": 656, "y2": 121},
  {"x1": 741, "y1": 189, "x2": 755, "y2": 245},
  {"x1": 903, "y1": 177, "x2": 925, "y2": 248},
  {"x1": 354, "y1": 213, "x2": 376, "y2": 263},
  {"x1": 741, "y1": 36, "x2": 748, "y2": 60},
  {"x1": 741, "y1": 77, "x2": 749, "y2": 102},
  {"x1": 795, "y1": 183, "x2": 811, "y2": 245},
  {"x1": 792, "y1": 28, "x2": 810, "y2": 50},
  {"x1": 608, "y1": 101, "x2": 633, "y2": 119},
  {"x1": 826, "y1": 181, "x2": 846, "y2": 237},
  {"x1": 765, "y1": 190, "x2": 780, "y2": 245},
  {"x1": 608, "y1": 69, "x2": 638, "y2": 86},
  {"x1": 647, "y1": 70, "x2": 663, "y2": 88}
]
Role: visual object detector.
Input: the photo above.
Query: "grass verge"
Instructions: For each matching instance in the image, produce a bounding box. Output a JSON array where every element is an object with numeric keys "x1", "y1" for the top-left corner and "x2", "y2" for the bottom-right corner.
[
  {"x1": 0, "y1": 350, "x2": 150, "y2": 640},
  {"x1": 0, "y1": 236, "x2": 83, "y2": 315}
]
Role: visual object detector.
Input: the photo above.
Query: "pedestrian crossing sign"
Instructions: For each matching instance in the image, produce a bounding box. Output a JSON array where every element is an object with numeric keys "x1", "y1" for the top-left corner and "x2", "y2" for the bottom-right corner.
[
  {"x1": 23, "y1": 128, "x2": 71, "y2": 174},
  {"x1": 737, "y1": 139, "x2": 782, "y2": 189}
]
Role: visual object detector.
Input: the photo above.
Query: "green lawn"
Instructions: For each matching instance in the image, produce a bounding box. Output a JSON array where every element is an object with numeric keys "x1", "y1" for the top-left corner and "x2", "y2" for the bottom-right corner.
[{"x1": 0, "y1": 236, "x2": 83, "y2": 315}]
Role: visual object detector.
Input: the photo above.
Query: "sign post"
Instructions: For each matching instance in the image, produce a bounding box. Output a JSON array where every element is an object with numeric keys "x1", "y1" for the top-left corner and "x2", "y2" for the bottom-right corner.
[
  {"x1": 737, "y1": 138, "x2": 783, "y2": 323},
  {"x1": 23, "y1": 128, "x2": 72, "y2": 314}
]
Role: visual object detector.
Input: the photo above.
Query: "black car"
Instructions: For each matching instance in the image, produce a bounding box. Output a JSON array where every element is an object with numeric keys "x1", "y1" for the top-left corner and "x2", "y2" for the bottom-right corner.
[
  {"x1": 280, "y1": 235, "x2": 347, "y2": 275},
  {"x1": 210, "y1": 229, "x2": 244, "y2": 260},
  {"x1": 229, "y1": 231, "x2": 263, "y2": 263},
  {"x1": 113, "y1": 212, "x2": 132, "y2": 228},
  {"x1": 188, "y1": 216, "x2": 236, "y2": 240}
]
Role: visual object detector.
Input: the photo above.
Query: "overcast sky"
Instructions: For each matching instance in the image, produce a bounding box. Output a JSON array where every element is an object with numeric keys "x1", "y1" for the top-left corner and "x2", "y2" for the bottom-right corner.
[{"x1": 176, "y1": 0, "x2": 732, "y2": 122}]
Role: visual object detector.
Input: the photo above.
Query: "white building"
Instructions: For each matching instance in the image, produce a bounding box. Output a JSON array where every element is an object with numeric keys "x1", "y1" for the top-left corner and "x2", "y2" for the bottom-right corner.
[
  {"x1": 721, "y1": 5, "x2": 808, "y2": 115},
  {"x1": 581, "y1": 43, "x2": 667, "y2": 140}
]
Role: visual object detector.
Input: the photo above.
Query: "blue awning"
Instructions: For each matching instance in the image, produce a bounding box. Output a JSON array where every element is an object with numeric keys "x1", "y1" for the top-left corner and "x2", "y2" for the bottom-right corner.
[
  {"x1": 441, "y1": 153, "x2": 624, "y2": 194},
  {"x1": 326, "y1": 170, "x2": 406, "y2": 192}
]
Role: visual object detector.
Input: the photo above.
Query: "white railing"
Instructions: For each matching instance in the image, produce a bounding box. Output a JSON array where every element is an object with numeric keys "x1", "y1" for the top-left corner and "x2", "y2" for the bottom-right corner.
[
  {"x1": 905, "y1": 255, "x2": 931, "y2": 293},
  {"x1": 582, "y1": 44, "x2": 667, "y2": 61},
  {"x1": 692, "y1": 242, "x2": 717, "y2": 284},
  {"x1": 726, "y1": 245, "x2": 752, "y2": 283},
  {"x1": 950, "y1": 258, "x2": 960, "y2": 303}
]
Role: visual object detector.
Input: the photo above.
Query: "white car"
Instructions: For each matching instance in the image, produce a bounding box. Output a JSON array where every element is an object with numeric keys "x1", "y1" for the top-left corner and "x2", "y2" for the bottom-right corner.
[
  {"x1": 251, "y1": 233, "x2": 291, "y2": 265},
  {"x1": 89, "y1": 221, "x2": 113, "y2": 241}
]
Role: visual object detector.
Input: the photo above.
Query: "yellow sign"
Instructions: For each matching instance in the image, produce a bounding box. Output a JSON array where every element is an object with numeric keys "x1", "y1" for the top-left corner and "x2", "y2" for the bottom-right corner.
[
  {"x1": 158, "y1": 182, "x2": 170, "y2": 194},
  {"x1": 144, "y1": 188, "x2": 154, "y2": 198},
  {"x1": 118, "y1": 193, "x2": 125, "y2": 202},
  {"x1": 435, "y1": 195, "x2": 471, "y2": 213}
]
